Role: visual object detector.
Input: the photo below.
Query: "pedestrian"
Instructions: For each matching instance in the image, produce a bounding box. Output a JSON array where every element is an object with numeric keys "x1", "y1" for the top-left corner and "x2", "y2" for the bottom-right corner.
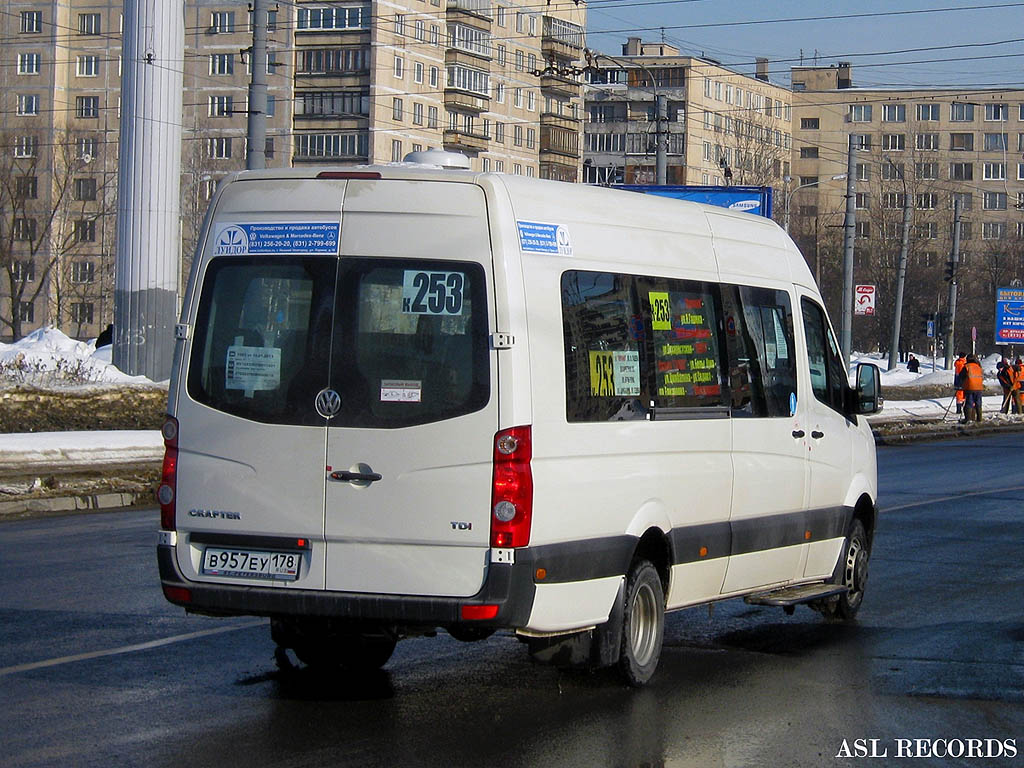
[
  {"x1": 907, "y1": 353, "x2": 920, "y2": 373},
  {"x1": 1015, "y1": 358, "x2": 1024, "y2": 415},
  {"x1": 956, "y1": 353, "x2": 985, "y2": 422},
  {"x1": 953, "y1": 352, "x2": 967, "y2": 415},
  {"x1": 997, "y1": 358, "x2": 1015, "y2": 414}
]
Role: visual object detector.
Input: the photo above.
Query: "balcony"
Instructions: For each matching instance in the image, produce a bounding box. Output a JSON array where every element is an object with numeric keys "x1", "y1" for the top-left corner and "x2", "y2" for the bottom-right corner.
[
  {"x1": 539, "y1": 71, "x2": 580, "y2": 99},
  {"x1": 446, "y1": 0, "x2": 491, "y2": 25},
  {"x1": 444, "y1": 88, "x2": 489, "y2": 113},
  {"x1": 540, "y1": 112, "x2": 580, "y2": 130},
  {"x1": 443, "y1": 128, "x2": 488, "y2": 153}
]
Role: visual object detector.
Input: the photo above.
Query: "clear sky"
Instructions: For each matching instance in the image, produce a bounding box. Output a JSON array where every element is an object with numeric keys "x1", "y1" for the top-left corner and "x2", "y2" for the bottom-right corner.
[{"x1": 584, "y1": 0, "x2": 1024, "y2": 88}]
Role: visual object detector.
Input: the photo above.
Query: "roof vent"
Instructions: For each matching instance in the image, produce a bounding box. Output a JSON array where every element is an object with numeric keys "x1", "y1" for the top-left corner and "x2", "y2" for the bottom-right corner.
[{"x1": 402, "y1": 149, "x2": 471, "y2": 170}]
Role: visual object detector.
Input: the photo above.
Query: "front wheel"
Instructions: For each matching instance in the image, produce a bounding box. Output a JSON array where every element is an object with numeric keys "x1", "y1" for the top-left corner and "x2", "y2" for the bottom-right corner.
[
  {"x1": 818, "y1": 518, "x2": 870, "y2": 622},
  {"x1": 618, "y1": 559, "x2": 665, "y2": 686}
]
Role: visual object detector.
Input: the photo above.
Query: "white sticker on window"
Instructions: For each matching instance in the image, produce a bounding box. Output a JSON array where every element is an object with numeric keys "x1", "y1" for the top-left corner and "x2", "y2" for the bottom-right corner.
[
  {"x1": 772, "y1": 309, "x2": 789, "y2": 360},
  {"x1": 401, "y1": 270, "x2": 465, "y2": 316},
  {"x1": 225, "y1": 345, "x2": 281, "y2": 396},
  {"x1": 614, "y1": 351, "x2": 641, "y2": 396},
  {"x1": 381, "y1": 379, "x2": 422, "y2": 403}
]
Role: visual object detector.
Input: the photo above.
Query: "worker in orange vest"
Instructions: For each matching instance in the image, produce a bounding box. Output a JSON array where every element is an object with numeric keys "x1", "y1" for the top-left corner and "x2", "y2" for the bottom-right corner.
[
  {"x1": 956, "y1": 354, "x2": 985, "y2": 422},
  {"x1": 953, "y1": 353, "x2": 967, "y2": 415},
  {"x1": 997, "y1": 358, "x2": 1015, "y2": 414},
  {"x1": 1015, "y1": 358, "x2": 1024, "y2": 414}
]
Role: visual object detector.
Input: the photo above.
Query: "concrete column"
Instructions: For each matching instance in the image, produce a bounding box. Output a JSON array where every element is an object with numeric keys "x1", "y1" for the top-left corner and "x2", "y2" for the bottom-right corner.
[{"x1": 113, "y1": 0, "x2": 184, "y2": 381}]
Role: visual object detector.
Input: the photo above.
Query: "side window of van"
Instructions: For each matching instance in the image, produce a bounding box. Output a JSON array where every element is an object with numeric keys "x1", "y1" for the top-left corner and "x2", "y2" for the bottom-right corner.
[
  {"x1": 561, "y1": 271, "x2": 648, "y2": 422},
  {"x1": 187, "y1": 257, "x2": 337, "y2": 426},
  {"x1": 331, "y1": 259, "x2": 490, "y2": 429},
  {"x1": 640, "y1": 277, "x2": 726, "y2": 413},
  {"x1": 721, "y1": 286, "x2": 797, "y2": 417},
  {"x1": 801, "y1": 298, "x2": 846, "y2": 414}
]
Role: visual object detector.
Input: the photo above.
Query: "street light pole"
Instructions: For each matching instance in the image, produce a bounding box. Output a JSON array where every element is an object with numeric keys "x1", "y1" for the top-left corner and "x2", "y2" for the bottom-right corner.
[{"x1": 783, "y1": 174, "x2": 847, "y2": 235}]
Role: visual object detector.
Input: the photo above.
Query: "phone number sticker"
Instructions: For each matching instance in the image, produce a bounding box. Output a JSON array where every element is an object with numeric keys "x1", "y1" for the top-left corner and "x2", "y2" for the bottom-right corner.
[{"x1": 213, "y1": 222, "x2": 339, "y2": 255}]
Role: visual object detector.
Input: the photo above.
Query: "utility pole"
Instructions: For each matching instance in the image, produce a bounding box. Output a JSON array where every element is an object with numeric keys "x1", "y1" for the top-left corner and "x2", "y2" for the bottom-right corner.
[
  {"x1": 887, "y1": 173, "x2": 912, "y2": 371},
  {"x1": 840, "y1": 134, "x2": 857, "y2": 365},
  {"x1": 246, "y1": 0, "x2": 269, "y2": 170},
  {"x1": 655, "y1": 94, "x2": 667, "y2": 185},
  {"x1": 945, "y1": 198, "x2": 962, "y2": 369},
  {"x1": 113, "y1": 0, "x2": 184, "y2": 381}
]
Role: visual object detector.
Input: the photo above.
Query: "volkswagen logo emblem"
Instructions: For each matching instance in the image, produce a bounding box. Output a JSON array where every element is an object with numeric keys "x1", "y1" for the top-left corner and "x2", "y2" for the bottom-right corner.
[{"x1": 314, "y1": 388, "x2": 341, "y2": 419}]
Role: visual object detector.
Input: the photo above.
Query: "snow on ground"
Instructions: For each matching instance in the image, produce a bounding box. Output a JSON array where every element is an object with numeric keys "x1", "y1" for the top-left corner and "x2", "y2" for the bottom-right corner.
[{"x1": 0, "y1": 327, "x2": 158, "y2": 388}]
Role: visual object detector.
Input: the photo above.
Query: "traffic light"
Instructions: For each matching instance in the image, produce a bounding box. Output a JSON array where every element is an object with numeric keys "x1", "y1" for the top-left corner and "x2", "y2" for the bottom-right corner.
[
  {"x1": 920, "y1": 312, "x2": 934, "y2": 337},
  {"x1": 935, "y1": 312, "x2": 948, "y2": 337},
  {"x1": 944, "y1": 260, "x2": 957, "y2": 282}
]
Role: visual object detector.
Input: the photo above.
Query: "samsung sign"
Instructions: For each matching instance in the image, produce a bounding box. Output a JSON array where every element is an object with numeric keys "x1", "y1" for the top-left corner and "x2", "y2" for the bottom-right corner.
[{"x1": 613, "y1": 185, "x2": 774, "y2": 218}]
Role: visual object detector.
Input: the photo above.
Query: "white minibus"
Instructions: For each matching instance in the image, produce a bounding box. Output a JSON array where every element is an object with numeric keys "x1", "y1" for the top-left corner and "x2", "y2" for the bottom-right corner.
[{"x1": 158, "y1": 156, "x2": 880, "y2": 685}]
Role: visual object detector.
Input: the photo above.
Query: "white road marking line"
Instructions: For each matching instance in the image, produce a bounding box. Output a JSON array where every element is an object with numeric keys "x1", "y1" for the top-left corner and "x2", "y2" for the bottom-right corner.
[
  {"x1": 0, "y1": 619, "x2": 264, "y2": 677},
  {"x1": 882, "y1": 484, "x2": 1024, "y2": 512}
]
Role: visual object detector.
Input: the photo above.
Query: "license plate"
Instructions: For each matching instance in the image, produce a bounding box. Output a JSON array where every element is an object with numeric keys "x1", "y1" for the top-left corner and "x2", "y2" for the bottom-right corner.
[{"x1": 201, "y1": 548, "x2": 301, "y2": 581}]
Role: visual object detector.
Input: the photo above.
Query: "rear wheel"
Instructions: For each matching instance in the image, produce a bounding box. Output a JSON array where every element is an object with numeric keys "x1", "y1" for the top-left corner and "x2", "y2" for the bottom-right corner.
[
  {"x1": 818, "y1": 518, "x2": 869, "y2": 622},
  {"x1": 618, "y1": 560, "x2": 665, "y2": 686}
]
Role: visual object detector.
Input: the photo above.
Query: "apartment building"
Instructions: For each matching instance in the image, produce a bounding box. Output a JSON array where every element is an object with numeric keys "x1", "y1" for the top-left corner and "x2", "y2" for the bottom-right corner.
[
  {"x1": 582, "y1": 38, "x2": 793, "y2": 187},
  {"x1": 0, "y1": 0, "x2": 586, "y2": 341},
  {"x1": 790, "y1": 66, "x2": 1024, "y2": 281}
]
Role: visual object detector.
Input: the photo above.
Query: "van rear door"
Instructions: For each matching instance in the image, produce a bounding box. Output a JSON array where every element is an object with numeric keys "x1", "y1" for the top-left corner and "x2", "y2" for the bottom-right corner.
[{"x1": 323, "y1": 180, "x2": 498, "y2": 597}]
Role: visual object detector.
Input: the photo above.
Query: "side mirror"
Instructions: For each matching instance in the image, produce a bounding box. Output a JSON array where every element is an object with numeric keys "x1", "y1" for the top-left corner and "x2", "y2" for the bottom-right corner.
[{"x1": 852, "y1": 362, "x2": 882, "y2": 415}]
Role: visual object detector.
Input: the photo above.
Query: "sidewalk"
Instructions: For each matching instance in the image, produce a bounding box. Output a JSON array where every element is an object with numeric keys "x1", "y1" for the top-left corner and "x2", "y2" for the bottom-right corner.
[{"x1": 2, "y1": 397, "x2": 1024, "y2": 518}]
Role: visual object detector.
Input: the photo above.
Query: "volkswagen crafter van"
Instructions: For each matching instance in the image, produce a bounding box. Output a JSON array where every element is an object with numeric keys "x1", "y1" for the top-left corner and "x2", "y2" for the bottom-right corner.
[{"x1": 158, "y1": 157, "x2": 881, "y2": 686}]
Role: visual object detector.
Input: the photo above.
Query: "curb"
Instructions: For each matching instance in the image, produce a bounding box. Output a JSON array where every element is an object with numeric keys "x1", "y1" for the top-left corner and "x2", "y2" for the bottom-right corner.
[
  {"x1": 872, "y1": 420, "x2": 1024, "y2": 446},
  {"x1": 0, "y1": 488, "x2": 154, "y2": 519}
]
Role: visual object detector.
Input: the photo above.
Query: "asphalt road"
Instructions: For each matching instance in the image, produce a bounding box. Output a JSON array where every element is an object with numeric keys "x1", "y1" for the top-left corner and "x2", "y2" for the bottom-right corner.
[{"x1": 1, "y1": 434, "x2": 1022, "y2": 767}]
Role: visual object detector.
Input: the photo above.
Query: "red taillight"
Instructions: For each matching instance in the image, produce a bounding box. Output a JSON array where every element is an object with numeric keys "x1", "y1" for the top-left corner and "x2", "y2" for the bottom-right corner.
[
  {"x1": 163, "y1": 585, "x2": 192, "y2": 604},
  {"x1": 157, "y1": 415, "x2": 179, "y2": 531},
  {"x1": 315, "y1": 171, "x2": 382, "y2": 180},
  {"x1": 490, "y1": 425, "x2": 533, "y2": 548},
  {"x1": 461, "y1": 604, "x2": 499, "y2": 621}
]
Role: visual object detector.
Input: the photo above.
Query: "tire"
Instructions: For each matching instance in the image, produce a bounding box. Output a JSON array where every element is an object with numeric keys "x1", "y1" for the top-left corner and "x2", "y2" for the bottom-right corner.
[
  {"x1": 617, "y1": 560, "x2": 665, "y2": 687},
  {"x1": 819, "y1": 518, "x2": 870, "y2": 622}
]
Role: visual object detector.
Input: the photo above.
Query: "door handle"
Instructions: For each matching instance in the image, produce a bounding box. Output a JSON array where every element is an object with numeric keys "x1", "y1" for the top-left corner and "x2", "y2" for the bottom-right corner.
[
  {"x1": 330, "y1": 470, "x2": 382, "y2": 484},
  {"x1": 811, "y1": 430, "x2": 825, "y2": 439},
  {"x1": 792, "y1": 429, "x2": 805, "y2": 438}
]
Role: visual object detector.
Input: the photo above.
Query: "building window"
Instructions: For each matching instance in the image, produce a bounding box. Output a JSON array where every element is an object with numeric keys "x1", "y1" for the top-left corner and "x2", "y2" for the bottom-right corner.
[
  {"x1": 78, "y1": 138, "x2": 97, "y2": 160},
  {"x1": 447, "y1": 65, "x2": 489, "y2": 97},
  {"x1": 526, "y1": 127, "x2": 536, "y2": 149},
  {"x1": 76, "y1": 55, "x2": 100, "y2": 77},
  {"x1": 392, "y1": 97, "x2": 403, "y2": 122},
  {"x1": 916, "y1": 223, "x2": 938, "y2": 239},
  {"x1": 13, "y1": 218, "x2": 37, "y2": 241},
  {"x1": 208, "y1": 137, "x2": 232, "y2": 159},
  {"x1": 497, "y1": 45, "x2": 506, "y2": 67},
  {"x1": 394, "y1": 55, "x2": 404, "y2": 78},
  {"x1": 950, "y1": 102, "x2": 974, "y2": 121},
  {"x1": 20, "y1": 11, "x2": 43, "y2": 33},
  {"x1": 209, "y1": 95, "x2": 233, "y2": 117},
  {"x1": 1019, "y1": 162, "x2": 1024, "y2": 180},
  {"x1": 881, "y1": 163, "x2": 903, "y2": 180},
  {"x1": 293, "y1": 132, "x2": 368, "y2": 159},
  {"x1": 428, "y1": 106, "x2": 439, "y2": 128},
  {"x1": 414, "y1": 61, "x2": 423, "y2": 84},
  {"x1": 391, "y1": 139, "x2": 402, "y2": 162},
  {"x1": 983, "y1": 162, "x2": 1005, "y2": 180},
  {"x1": 950, "y1": 162, "x2": 973, "y2": 180},
  {"x1": 950, "y1": 132, "x2": 974, "y2": 151},
  {"x1": 78, "y1": 13, "x2": 101, "y2": 35},
  {"x1": 515, "y1": 49, "x2": 524, "y2": 72},
  {"x1": 849, "y1": 104, "x2": 872, "y2": 122},
  {"x1": 854, "y1": 192, "x2": 869, "y2": 209},
  {"x1": 415, "y1": 19, "x2": 425, "y2": 42},
  {"x1": 916, "y1": 133, "x2": 939, "y2": 151},
  {"x1": 74, "y1": 177, "x2": 97, "y2": 201},
  {"x1": 799, "y1": 146, "x2": 818, "y2": 158},
  {"x1": 882, "y1": 133, "x2": 905, "y2": 151},
  {"x1": 15, "y1": 176, "x2": 38, "y2": 200},
  {"x1": 916, "y1": 103, "x2": 939, "y2": 121},
  {"x1": 882, "y1": 192, "x2": 906, "y2": 209},
  {"x1": 14, "y1": 136, "x2": 38, "y2": 158},
  {"x1": 210, "y1": 11, "x2": 234, "y2": 33},
  {"x1": 513, "y1": 124, "x2": 523, "y2": 146},
  {"x1": 494, "y1": 122, "x2": 504, "y2": 143},
  {"x1": 916, "y1": 193, "x2": 937, "y2": 210},
  {"x1": 916, "y1": 162, "x2": 938, "y2": 179},
  {"x1": 855, "y1": 162, "x2": 870, "y2": 181},
  {"x1": 799, "y1": 176, "x2": 818, "y2": 187},
  {"x1": 882, "y1": 104, "x2": 905, "y2": 122},
  {"x1": 952, "y1": 192, "x2": 973, "y2": 211},
  {"x1": 983, "y1": 222, "x2": 1006, "y2": 240},
  {"x1": 74, "y1": 219, "x2": 97, "y2": 242},
  {"x1": 19, "y1": 302, "x2": 34, "y2": 323},
  {"x1": 265, "y1": 137, "x2": 274, "y2": 159},
  {"x1": 17, "y1": 94, "x2": 40, "y2": 116},
  {"x1": 495, "y1": 82, "x2": 504, "y2": 103},
  {"x1": 76, "y1": 96, "x2": 100, "y2": 118},
  {"x1": 496, "y1": 5, "x2": 506, "y2": 26},
  {"x1": 248, "y1": 8, "x2": 278, "y2": 30},
  {"x1": 984, "y1": 103, "x2": 1007, "y2": 121},
  {"x1": 429, "y1": 66, "x2": 439, "y2": 88},
  {"x1": 12, "y1": 260, "x2": 35, "y2": 282},
  {"x1": 413, "y1": 102, "x2": 423, "y2": 125},
  {"x1": 514, "y1": 88, "x2": 522, "y2": 108},
  {"x1": 855, "y1": 222, "x2": 870, "y2": 239},
  {"x1": 852, "y1": 134, "x2": 871, "y2": 151},
  {"x1": 984, "y1": 133, "x2": 1008, "y2": 151},
  {"x1": 296, "y1": 6, "x2": 368, "y2": 30},
  {"x1": 18, "y1": 53, "x2": 41, "y2": 75},
  {"x1": 71, "y1": 302, "x2": 95, "y2": 325},
  {"x1": 297, "y1": 48, "x2": 369, "y2": 75},
  {"x1": 394, "y1": 13, "x2": 405, "y2": 35},
  {"x1": 527, "y1": 91, "x2": 535, "y2": 111},
  {"x1": 800, "y1": 117, "x2": 819, "y2": 130},
  {"x1": 984, "y1": 191, "x2": 1007, "y2": 210},
  {"x1": 210, "y1": 53, "x2": 233, "y2": 75}
]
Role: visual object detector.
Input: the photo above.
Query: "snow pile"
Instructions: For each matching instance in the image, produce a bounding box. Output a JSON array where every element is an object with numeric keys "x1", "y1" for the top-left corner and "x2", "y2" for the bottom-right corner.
[{"x1": 0, "y1": 327, "x2": 157, "y2": 388}]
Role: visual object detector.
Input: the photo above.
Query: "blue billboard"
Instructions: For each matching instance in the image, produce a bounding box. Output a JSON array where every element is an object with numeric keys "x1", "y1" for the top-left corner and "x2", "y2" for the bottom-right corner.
[
  {"x1": 613, "y1": 185, "x2": 774, "y2": 218},
  {"x1": 995, "y1": 286, "x2": 1024, "y2": 344}
]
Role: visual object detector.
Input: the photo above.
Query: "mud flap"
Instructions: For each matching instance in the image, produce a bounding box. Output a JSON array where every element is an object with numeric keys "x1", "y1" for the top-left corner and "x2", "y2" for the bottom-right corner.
[{"x1": 525, "y1": 579, "x2": 625, "y2": 669}]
